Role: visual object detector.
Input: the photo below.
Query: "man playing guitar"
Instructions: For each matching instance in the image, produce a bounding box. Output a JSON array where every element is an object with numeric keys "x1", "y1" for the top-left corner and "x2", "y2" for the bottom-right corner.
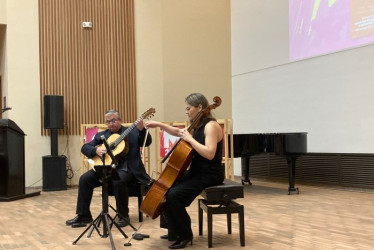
[{"x1": 66, "y1": 109, "x2": 152, "y2": 227}]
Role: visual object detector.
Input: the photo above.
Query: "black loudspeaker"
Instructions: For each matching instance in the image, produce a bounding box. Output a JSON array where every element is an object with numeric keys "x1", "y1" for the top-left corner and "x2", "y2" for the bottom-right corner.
[
  {"x1": 42, "y1": 156, "x2": 67, "y2": 191},
  {"x1": 44, "y1": 95, "x2": 64, "y2": 129}
]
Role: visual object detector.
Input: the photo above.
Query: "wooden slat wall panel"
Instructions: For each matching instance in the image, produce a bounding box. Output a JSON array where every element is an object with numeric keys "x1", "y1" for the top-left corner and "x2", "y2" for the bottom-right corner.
[
  {"x1": 269, "y1": 155, "x2": 288, "y2": 179},
  {"x1": 247, "y1": 153, "x2": 374, "y2": 189},
  {"x1": 39, "y1": 0, "x2": 136, "y2": 135},
  {"x1": 341, "y1": 155, "x2": 374, "y2": 186},
  {"x1": 248, "y1": 154, "x2": 269, "y2": 177}
]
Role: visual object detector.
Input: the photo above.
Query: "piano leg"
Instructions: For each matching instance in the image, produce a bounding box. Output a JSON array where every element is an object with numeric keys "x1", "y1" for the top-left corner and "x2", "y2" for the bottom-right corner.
[
  {"x1": 286, "y1": 156, "x2": 299, "y2": 195},
  {"x1": 241, "y1": 157, "x2": 252, "y2": 185}
]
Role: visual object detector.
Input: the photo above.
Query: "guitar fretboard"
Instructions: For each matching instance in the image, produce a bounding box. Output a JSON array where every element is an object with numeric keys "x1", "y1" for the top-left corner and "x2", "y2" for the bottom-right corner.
[{"x1": 113, "y1": 118, "x2": 142, "y2": 147}]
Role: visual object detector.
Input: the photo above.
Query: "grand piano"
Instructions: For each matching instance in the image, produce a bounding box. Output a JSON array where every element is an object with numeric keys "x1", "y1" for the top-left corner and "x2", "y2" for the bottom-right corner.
[{"x1": 231, "y1": 133, "x2": 307, "y2": 194}]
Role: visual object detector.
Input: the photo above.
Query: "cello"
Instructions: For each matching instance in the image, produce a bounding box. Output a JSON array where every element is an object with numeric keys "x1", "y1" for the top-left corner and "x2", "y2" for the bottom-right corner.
[{"x1": 140, "y1": 96, "x2": 222, "y2": 219}]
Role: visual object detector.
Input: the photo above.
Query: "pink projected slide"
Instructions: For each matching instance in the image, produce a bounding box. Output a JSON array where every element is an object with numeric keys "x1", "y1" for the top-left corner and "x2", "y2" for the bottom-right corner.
[{"x1": 289, "y1": 0, "x2": 374, "y2": 61}]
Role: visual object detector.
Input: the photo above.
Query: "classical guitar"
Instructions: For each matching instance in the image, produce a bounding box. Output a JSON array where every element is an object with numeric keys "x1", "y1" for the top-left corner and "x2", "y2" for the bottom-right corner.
[{"x1": 91, "y1": 108, "x2": 156, "y2": 168}]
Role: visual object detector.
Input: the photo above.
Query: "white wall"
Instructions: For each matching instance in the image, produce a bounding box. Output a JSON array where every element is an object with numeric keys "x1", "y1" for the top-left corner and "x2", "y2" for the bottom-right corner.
[
  {"x1": 160, "y1": 0, "x2": 232, "y2": 122},
  {"x1": 0, "y1": 0, "x2": 6, "y2": 24},
  {"x1": 0, "y1": 0, "x2": 7, "y2": 108},
  {"x1": 231, "y1": 0, "x2": 289, "y2": 74},
  {"x1": 231, "y1": 0, "x2": 374, "y2": 154},
  {"x1": 135, "y1": 0, "x2": 232, "y2": 124},
  {"x1": 2, "y1": 0, "x2": 53, "y2": 187},
  {"x1": 135, "y1": 1, "x2": 164, "y2": 122},
  {"x1": 134, "y1": 0, "x2": 231, "y2": 179},
  {"x1": 0, "y1": 0, "x2": 232, "y2": 186}
]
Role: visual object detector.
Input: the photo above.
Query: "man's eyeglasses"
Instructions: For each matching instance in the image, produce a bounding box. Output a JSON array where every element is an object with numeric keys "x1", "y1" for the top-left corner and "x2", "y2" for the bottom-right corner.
[{"x1": 105, "y1": 119, "x2": 118, "y2": 124}]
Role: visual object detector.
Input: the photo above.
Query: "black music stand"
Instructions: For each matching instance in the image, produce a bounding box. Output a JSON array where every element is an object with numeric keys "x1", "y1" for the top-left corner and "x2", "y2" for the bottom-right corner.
[{"x1": 73, "y1": 137, "x2": 128, "y2": 250}]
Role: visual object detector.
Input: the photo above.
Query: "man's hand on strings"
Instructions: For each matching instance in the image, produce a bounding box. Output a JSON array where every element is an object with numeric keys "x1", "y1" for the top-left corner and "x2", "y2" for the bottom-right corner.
[{"x1": 96, "y1": 147, "x2": 107, "y2": 157}]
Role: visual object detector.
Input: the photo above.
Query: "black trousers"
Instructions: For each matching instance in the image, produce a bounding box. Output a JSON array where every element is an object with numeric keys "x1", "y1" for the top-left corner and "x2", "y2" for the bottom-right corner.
[
  {"x1": 75, "y1": 169, "x2": 134, "y2": 218},
  {"x1": 164, "y1": 171, "x2": 223, "y2": 240}
]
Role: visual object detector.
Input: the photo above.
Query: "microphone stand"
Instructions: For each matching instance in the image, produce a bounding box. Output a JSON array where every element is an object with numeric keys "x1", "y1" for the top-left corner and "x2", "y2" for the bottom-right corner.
[
  {"x1": 1, "y1": 107, "x2": 12, "y2": 113},
  {"x1": 73, "y1": 136, "x2": 128, "y2": 250}
]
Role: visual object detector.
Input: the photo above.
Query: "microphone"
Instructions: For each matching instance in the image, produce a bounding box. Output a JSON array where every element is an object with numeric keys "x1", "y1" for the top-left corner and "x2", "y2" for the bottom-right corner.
[
  {"x1": 100, "y1": 135, "x2": 118, "y2": 167},
  {"x1": 1, "y1": 107, "x2": 12, "y2": 113}
]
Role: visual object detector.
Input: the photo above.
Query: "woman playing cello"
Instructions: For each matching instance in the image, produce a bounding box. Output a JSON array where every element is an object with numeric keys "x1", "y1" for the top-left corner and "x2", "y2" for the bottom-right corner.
[{"x1": 145, "y1": 93, "x2": 224, "y2": 249}]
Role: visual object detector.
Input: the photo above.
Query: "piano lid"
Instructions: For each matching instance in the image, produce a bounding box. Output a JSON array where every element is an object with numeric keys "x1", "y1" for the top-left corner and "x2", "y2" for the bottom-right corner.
[{"x1": 230, "y1": 132, "x2": 307, "y2": 157}]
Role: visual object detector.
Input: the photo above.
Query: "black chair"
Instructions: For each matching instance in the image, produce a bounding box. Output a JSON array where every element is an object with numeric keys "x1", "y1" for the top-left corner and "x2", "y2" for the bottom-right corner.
[
  {"x1": 128, "y1": 181, "x2": 151, "y2": 222},
  {"x1": 198, "y1": 179, "x2": 245, "y2": 248},
  {"x1": 108, "y1": 180, "x2": 152, "y2": 223}
]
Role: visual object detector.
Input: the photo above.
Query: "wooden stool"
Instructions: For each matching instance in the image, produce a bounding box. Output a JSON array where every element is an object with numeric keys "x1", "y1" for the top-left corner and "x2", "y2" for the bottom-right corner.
[{"x1": 198, "y1": 180, "x2": 245, "y2": 248}]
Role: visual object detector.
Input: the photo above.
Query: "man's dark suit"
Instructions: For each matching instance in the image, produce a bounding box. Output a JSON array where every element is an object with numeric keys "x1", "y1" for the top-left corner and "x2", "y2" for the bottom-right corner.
[{"x1": 77, "y1": 125, "x2": 152, "y2": 219}]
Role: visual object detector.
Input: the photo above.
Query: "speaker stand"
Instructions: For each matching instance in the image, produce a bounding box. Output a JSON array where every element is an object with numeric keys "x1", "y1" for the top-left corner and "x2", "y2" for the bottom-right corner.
[{"x1": 50, "y1": 128, "x2": 58, "y2": 156}]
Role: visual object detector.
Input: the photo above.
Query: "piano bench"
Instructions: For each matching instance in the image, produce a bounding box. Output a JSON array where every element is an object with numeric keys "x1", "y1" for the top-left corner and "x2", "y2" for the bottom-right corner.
[{"x1": 198, "y1": 180, "x2": 245, "y2": 248}]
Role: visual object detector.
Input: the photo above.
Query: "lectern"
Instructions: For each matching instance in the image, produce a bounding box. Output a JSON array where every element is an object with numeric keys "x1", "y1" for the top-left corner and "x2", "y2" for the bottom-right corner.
[{"x1": 0, "y1": 119, "x2": 40, "y2": 201}]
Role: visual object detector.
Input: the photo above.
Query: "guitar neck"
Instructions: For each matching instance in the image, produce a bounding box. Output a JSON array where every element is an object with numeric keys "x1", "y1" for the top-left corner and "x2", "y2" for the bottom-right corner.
[{"x1": 113, "y1": 118, "x2": 142, "y2": 147}]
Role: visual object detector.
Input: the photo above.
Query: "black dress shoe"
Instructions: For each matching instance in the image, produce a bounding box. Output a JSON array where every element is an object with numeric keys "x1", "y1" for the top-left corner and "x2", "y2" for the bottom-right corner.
[
  {"x1": 66, "y1": 215, "x2": 93, "y2": 226},
  {"x1": 168, "y1": 238, "x2": 193, "y2": 249},
  {"x1": 71, "y1": 222, "x2": 88, "y2": 228},
  {"x1": 117, "y1": 217, "x2": 130, "y2": 227}
]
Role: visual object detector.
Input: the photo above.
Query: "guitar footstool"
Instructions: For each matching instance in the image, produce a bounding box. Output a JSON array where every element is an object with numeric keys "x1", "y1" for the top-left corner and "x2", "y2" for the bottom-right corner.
[{"x1": 198, "y1": 180, "x2": 245, "y2": 248}]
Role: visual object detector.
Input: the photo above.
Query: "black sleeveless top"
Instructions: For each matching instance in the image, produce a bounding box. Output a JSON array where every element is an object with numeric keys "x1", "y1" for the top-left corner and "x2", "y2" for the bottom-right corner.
[{"x1": 189, "y1": 119, "x2": 224, "y2": 179}]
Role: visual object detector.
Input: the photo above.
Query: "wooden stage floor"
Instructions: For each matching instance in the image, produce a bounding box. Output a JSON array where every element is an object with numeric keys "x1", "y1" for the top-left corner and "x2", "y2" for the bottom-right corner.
[{"x1": 1, "y1": 178, "x2": 374, "y2": 249}]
